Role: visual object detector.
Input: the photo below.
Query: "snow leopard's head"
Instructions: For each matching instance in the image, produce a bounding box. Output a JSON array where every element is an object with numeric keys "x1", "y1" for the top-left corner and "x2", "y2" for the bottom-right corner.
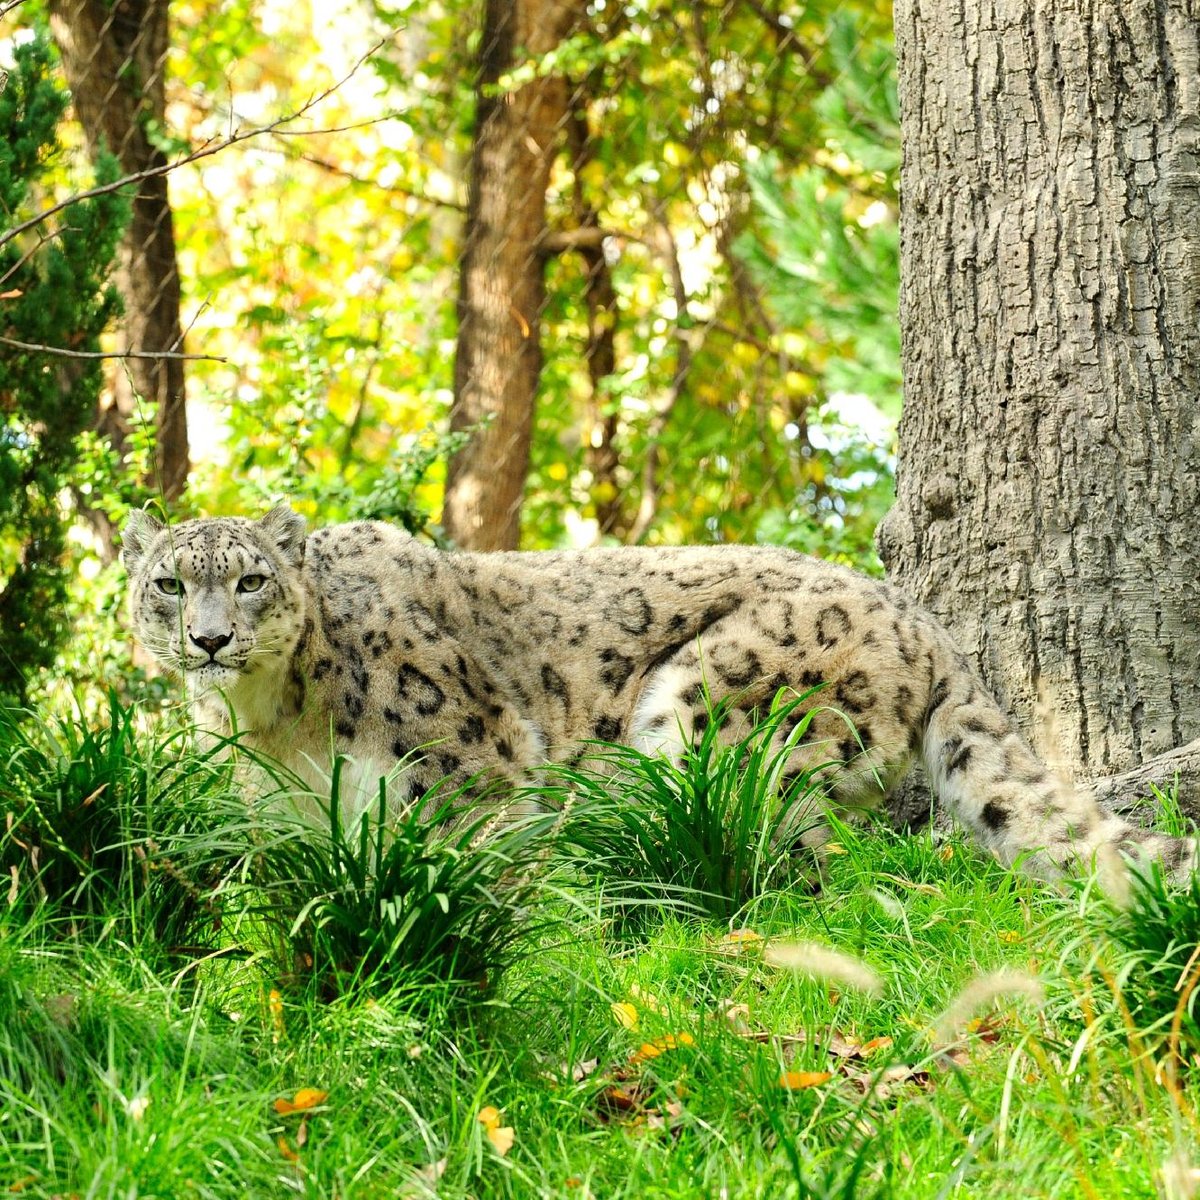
[{"x1": 121, "y1": 503, "x2": 308, "y2": 691}]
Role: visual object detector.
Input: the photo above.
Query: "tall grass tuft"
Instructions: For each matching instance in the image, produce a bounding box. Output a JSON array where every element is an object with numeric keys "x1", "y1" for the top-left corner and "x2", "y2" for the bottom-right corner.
[
  {"x1": 545, "y1": 690, "x2": 845, "y2": 923},
  {"x1": 1085, "y1": 858, "x2": 1200, "y2": 1059},
  {"x1": 248, "y1": 757, "x2": 562, "y2": 1000},
  {"x1": 0, "y1": 693, "x2": 236, "y2": 956}
]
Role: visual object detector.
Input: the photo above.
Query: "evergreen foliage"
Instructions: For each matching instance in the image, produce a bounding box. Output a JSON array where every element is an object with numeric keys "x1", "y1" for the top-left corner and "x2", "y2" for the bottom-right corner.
[{"x1": 0, "y1": 33, "x2": 127, "y2": 705}]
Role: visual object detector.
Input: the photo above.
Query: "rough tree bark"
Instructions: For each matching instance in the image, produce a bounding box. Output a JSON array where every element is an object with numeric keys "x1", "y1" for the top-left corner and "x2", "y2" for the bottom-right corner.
[
  {"x1": 444, "y1": 0, "x2": 580, "y2": 550},
  {"x1": 880, "y1": 0, "x2": 1200, "y2": 821},
  {"x1": 49, "y1": 0, "x2": 189, "y2": 504}
]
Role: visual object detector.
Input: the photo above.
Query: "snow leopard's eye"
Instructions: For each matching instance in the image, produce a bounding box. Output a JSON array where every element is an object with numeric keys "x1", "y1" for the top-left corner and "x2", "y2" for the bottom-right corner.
[
  {"x1": 237, "y1": 574, "x2": 267, "y2": 594},
  {"x1": 155, "y1": 577, "x2": 183, "y2": 596}
]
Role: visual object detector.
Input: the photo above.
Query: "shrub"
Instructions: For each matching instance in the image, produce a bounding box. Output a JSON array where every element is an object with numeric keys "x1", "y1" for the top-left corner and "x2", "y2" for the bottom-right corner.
[
  {"x1": 248, "y1": 758, "x2": 562, "y2": 1000},
  {"x1": 0, "y1": 694, "x2": 235, "y2": 955},
  {"x1": 546, "y1": 690, "x2": 850, "y2": 923}
]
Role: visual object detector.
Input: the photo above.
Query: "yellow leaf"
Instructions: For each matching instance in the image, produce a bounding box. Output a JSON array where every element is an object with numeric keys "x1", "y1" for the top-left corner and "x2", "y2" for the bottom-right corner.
[
  {"x1": 997, "y1": 930, "x2": 1022, "y2": 944},
  {"x1": 722, "y1": 929, "x2": 762, "y2": 944},
  {"x1": 277, "y1": 1136, "x2": 300, "y2": 1162},
  {"x1": 487, "y1": 1124, "x2": 515, "y2": 1156},
  {"x1": 629, "y1": 1031, "x2": 696, "y2": 1064},
  {"x1": 477, "y1": 1105, "x2": 502, "y2": 1130},
  {"x1": 861, "y1": 1036, "x2": 894, "y2": 1056},
  {"x1": 823, "y1": 842, "x2": 847, "y2": 855},
  {"x1": 274, "y1": 1088, "x2": 328, "y2": 1115},
  {"x1": 778, "y1": 1070, "x2": 832, "y2": 1090},
  {"x1": 611, "y1": 1001, "x2": 639, "y2": 1030},
  {"x1": 268, "y1": 988, "x2": 284, "y2": 1042}
]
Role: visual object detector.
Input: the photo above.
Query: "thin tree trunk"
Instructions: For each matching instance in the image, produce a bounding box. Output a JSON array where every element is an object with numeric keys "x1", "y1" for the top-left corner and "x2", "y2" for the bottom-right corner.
[
  {"x1": 881, "y1": 0, "x2": 1200, "y2": 819},
  {"x1": 49, "y1": 0, "x2": 189, "y2": 503},
  {"x1": 566, "y1": 108, "x2": 622, "y2": 538},
  {"x1": 444, "y1": 0, "x2": 580, "y2": 550}
]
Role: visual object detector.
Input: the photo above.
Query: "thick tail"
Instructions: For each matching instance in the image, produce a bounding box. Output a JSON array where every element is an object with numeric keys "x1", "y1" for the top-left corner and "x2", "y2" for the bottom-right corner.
[{"x1": 920, "y1": 649, "x2": 1196, "y2": 879}]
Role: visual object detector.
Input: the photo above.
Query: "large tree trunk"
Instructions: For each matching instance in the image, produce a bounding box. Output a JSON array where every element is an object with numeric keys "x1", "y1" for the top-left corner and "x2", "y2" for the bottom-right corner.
[
  {"x1": 880, "y1": 0, "x2": 1200, "y2": 820},
  {"x1": 444, "y1": 0, "x2": 579, "y2": 550},
  {"x1": 49, "y1": 0, "x2": 189, "y2": 504}
]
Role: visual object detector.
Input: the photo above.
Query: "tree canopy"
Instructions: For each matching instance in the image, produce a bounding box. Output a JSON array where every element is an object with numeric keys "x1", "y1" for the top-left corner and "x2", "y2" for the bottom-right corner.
[{"x1": 0, "y1": 0, "x2": 899, "y2": 703}]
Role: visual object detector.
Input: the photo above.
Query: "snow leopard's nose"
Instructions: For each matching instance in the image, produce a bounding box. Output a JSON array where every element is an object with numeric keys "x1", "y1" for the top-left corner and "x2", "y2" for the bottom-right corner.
[{"x1": 189, "y1": 631, "x2": 233, "y2": 659}]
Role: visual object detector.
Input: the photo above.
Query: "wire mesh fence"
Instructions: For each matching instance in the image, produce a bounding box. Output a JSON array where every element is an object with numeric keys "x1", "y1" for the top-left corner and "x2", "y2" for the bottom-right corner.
[{"x1": 1, "y1": 0, "x2": 899, "y2": 562}]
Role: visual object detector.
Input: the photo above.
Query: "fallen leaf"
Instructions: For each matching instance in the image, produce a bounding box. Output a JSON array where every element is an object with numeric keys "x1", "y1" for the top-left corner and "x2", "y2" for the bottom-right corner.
[
  {"x1": 417, "y1": 1158, "x2": 447, "y2": 1185},
  {"x1": 721, "y1": 928, "x2": 763, "y2": 950},
  {"x1": 844, "y1": 1062, "x2": 932, "y2": 1101},
  {"x1": 568, "y1": 1057, "x2": 600, "y2": 1082},
  {"x1": 778, "y1": 1070, "x2": 832, "y2": 1090},
  {"x1": 477, "y1": 1105, "x2": 502, "y2": 1130},
  {"x1": 274, "y1": 1088, "x2": 328, "y2": 1115},
  {"x1": 487, "y1": 1124, "x2": 515, "y2": 1156},
  {"x1": 598, "y1": 1084, "x2": 641, "y2": 1111},
  {"x1": 277, "y1": 1137, "x2": 300, "y2": 1162},
  {"x1": 939, "y1": 844, "x2": 954, "y2": 861},
  {"x1": 630, "y1": 1032, "x2": 695, "y2": 1063},
  {"x1": 719, "y1": 1000, "x2": 751, "y2": 1034},
  {"x1": 860, "y1": 1036, "x2": 894, "y2": 1056},
  {"x1": 611, "y1": 1001, "x2": 639, "y2": 1030},
  {"x1": 296, "y1": 1118, "x2": 308, "y2": 1148},
  {"x1": 964, "y1": 1014, "x2": 1008, "y2": 1043},
  {"x1": 0, "y1": 289, "x2": 24, "y2": 300},
  {"x1": 997, "y1": 930, "x2": 1022, "y2": 944}
]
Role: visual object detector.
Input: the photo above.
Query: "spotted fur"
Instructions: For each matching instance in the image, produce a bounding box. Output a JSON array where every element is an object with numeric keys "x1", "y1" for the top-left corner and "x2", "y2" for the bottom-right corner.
[{"x1": 121, "y1": 504, "x2": 1195, "y2": 877}]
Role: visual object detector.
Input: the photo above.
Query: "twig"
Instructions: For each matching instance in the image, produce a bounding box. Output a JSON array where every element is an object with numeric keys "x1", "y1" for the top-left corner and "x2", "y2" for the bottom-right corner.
[
  {"x1": 0, "y1": 29, "x2": 400, "y2": 250},
  {"x1": 258, "y1": 140, "x2": 466, "y2": 211},
  {"x1": 539, "y1": 224, "x2": 646, "y2": 254},
  {"x1": 0, "y1": 336, "x2": 226, "y2": 362},
  {"x1": 0, "y1": 225, "x2": 76, "y2": 288}
]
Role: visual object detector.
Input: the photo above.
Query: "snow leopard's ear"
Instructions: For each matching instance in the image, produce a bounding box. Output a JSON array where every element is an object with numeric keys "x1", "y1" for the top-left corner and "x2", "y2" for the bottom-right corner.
[
  {"x1": 259, "y1": 502, "x2": 307, "y2": 567},
  {"x1": 120, "y1": 508, "x2": 165, "y2": 575}
]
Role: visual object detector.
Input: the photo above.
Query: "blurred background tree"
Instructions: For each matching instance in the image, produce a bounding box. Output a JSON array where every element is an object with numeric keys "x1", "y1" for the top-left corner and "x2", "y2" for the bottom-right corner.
[{"x1": 0, "y1": 0, "x2": 900, "y2": 705}]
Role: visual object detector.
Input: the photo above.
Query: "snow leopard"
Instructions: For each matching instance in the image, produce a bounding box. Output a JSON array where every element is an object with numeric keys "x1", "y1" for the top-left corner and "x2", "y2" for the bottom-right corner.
[{"x1": 120, "y1": 502, "x2": 1195, "y2": 877}]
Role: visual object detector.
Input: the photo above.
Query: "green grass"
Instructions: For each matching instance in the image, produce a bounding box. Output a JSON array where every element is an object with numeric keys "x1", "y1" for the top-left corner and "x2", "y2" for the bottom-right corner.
[{"x1": 2, "y1": 701, "x2": 1199, "y2": 1198}]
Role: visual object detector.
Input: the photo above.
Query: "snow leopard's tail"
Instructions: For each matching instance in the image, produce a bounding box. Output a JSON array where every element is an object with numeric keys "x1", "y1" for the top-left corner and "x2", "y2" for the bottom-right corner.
[{"x1": 919, "y1": 643, "x2": 1196, "y2": 878}]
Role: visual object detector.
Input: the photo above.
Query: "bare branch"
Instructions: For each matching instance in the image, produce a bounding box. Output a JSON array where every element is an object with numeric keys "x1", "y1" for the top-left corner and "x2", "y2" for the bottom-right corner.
[
  {"x1": 539, "y1": 224, "x2": 646, "y2": 254},
  {"x1": 0, "y1": 224, "x2": 76, "y2": 288},
  {"x1": 257, "y1": 140, "x2": 467, "y2": 211},
  {"x1": 0, "y1": 29, "x2": 400, "y2": 251},
  {"x1": 0, "y1": 336, "x2": 226, "y2": 362}
]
